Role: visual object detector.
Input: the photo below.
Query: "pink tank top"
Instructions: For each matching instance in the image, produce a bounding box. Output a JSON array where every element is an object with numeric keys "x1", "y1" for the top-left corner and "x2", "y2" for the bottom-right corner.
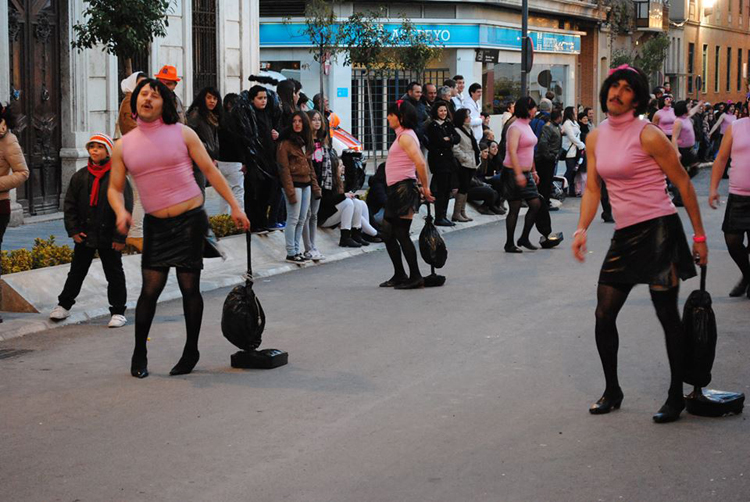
[
  {"x1": 502, "y1": 118, "x2": 537, "y2": 168},
  {"x1": 655, "y1": 107, "x2": 676, "y2": 136},
  {"x1": 676, "y1": 117, "x2": 695, "y2": 148},
  {"x1": 121, "y1": 118, "x2": 202, "y2": 214},
  {"x1": 721, "y1": 113, "x2": 737, "y2": 135},
  {"x1": 729, "y1": 118, "x2": 750, "y2": 196},
  {"x1": 386, "y1": 127, "x2": 419, "y2": 186},
  {"x1": 595, "y1": 113, "x2": 676, "y2": 229}
]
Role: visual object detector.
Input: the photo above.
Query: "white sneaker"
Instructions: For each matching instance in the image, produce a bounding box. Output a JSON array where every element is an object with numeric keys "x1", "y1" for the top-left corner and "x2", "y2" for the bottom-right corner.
[
  {"x1": 49, "y1": 305, "x2": 71, "y2": 321},
  {"x1": 311, "y1": 249, "x2": 326, "y2": 261},
  {"x1": 108, "y1": 314, "x2": 127, "y2": 328},
  {"x1": 302, "y1": 251, "x2": 313, "y2": 261}
]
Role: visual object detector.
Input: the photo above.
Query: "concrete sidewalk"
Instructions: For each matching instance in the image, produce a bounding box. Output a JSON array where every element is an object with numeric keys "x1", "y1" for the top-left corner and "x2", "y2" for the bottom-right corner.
[{"x1": 0, "y1": 197, "x2": 529, "y2": 342}]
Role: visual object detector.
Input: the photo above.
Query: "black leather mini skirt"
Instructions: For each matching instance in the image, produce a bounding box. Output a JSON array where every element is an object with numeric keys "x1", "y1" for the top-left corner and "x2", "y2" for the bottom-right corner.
[
  {"x1": 599, "y1": 213, "x2": 696, "y2": 287},
  {"x1": 142, "y1": 206, "x2": 219, "y2": 270},
  {"x1": 385, "y1": 179, "x2": 421, "y2": 218},
  {"x1": 502, "y1": 168, "x2": 539, "y2": 201},
  {"x1": 722, "y1": 193, "x2": 750, "y2": 233}
]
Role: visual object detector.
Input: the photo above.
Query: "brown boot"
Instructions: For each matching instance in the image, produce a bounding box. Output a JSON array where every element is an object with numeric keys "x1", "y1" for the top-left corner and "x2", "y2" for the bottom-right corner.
[
  {"x1": 451, "y1": 194, "x2": 470, "y2": 222},
  {"x1": 459, "y1": 193, "x2": 473, "y2": 221}
]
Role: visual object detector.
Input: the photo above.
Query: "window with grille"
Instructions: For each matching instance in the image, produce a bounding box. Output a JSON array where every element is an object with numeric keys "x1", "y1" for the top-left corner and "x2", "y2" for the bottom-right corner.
[
  {"x1": 260, "y1": 0, "x2": 306, "y2": 17},
  {"x1": 351, "y1": 68, "x2": 448, "y2": 155},
  {"x1": 688, "y1": 43, "x2": 695, "y2": 93},
  {"x1": 715, "y1": 46, "x2": 720, "y2": 92},
  {"x1": 703, "y1": 44, "x2": 708, "y2": 92},
  {"x1": 193, "y1": 0, "x2": 218, "y2": 93},
  {"x1": 739, "y1": 49, "x2": 744, "y2": 91}
]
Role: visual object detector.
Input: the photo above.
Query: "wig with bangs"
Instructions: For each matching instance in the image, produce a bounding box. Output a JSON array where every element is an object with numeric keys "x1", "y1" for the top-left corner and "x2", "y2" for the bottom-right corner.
[{"x1": 599, "y1": 66, "x2": 650, "y2": 116}]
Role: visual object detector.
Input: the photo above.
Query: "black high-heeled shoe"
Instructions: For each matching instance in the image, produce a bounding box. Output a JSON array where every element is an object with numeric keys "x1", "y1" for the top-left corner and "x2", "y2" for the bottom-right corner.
[
  {"x1": 517, "y1": 238, "x2": 538, "y2": 251},
  {"x1": 131, "y1": 354, "x2": 149, "y2": 379},
  {"x1": 652, "y1": 399, "x2": 685, "y2": 423},
  {"x1": 589, "y1": 391, "x2": 624, "y2": 415},
  {"x1": 729, "y1": 278, "x2": 749, "y2": 297},
  {"x1": 170, "y1": 351, "x2": 200, "y2": 376},
  {"x1": 379, "y1": 275, "x2": 407, "y2": 288},
  {"x1": 504, "y1": 244, "x2": 523, "y2": 253}
]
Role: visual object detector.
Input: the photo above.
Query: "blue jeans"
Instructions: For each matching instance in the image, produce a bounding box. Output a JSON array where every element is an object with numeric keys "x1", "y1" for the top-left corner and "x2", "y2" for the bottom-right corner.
[{"x1": 284, "y1": 186, "x2": 311, "y2": 256}]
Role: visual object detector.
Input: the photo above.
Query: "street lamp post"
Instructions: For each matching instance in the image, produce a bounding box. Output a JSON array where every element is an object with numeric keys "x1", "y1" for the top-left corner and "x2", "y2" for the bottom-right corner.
[{"x1": 521, "y1": 0, "x2": 529, "y2": 96}]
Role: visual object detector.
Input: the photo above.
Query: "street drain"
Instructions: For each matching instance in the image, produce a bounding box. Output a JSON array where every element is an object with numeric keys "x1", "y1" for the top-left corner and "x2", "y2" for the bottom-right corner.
[{"x1": 0, "y1": 349, "x2": 32, "y2": 360}]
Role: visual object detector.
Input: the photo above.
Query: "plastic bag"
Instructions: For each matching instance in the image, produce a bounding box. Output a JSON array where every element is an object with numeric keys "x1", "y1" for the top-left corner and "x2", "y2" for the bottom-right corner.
[
  {"x1": 419, "y1": 213, "x2": 448, "y2": 269},
  {"x1": 341, "y1": 151, "x2": 366, "y2": 192},
  {"x1": 221, "y1": 282, "x2": 266, "y2": 351}
]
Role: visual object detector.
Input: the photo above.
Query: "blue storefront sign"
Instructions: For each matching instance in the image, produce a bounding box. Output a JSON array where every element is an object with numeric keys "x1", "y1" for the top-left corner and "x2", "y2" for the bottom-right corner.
[{"x1": 260, "y1": 23, "x2": 580, "y2": 54}]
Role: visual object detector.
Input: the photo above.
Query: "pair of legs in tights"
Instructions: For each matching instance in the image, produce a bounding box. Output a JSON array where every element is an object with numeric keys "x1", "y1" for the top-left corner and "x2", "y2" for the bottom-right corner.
[
  {"x1": 506, "y1": 196, "x2": 541, "y2": 249},
  {"x1": 725, "y1": 231, "x2": 750, "y2": 292},
  {"x1": 383, "y1": 216, "x2": 421, "y2": 283},
  {"x1": 594, "y1": 280, "x2": 685, "y2": 409},
  {"x1": 131, "y1": 267, "x2": 204, "y2": 377}
]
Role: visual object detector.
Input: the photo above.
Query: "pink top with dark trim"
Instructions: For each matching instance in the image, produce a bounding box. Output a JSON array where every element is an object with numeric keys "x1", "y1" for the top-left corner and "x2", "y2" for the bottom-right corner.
[
  {"x1": 386, "y1": 127, "x2": 419, "y2": 186},
  {"x1": 595, "y1": 113, "x2": 676, "y2": 230},
  {"x1": 121, "y1": 118, "x2": 202, "y2": 214},
  {"x1": 729, "y1": 118, "x2": 750, "y2": 196}
]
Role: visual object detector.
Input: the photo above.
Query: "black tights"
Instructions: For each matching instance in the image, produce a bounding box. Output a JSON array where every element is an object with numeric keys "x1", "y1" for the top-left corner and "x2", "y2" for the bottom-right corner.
[
  {"x1": 133, "y1": 267, "x2": 204, "y2": 364},
  {"x1": 506, "y1": 197, "x2": 541, "y2": 246},
  {"x1": 725, "y1": 232, "x2": 750, "y2": 282},
  {"x1": 595, "y1": 283, "x2": 685, "y2": 405},
  {"x1": 384, "y1": 217, "x2": 421, "y2": 280}
]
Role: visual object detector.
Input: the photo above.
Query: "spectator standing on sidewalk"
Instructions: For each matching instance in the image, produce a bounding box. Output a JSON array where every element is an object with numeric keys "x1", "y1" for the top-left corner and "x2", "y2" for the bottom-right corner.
[
  {"x1": 117, "y1": 71, "x2": 146, "y2": 137},
  {"x1": 534, "y1": 109, "x2": 564, "y2": 248},
  {"x1": 400, "y1": 82, "x2": 429, "y2": 149},
  {"x1": 426, "y1": 100, "x2": 460, "y2": 226},
  {"x1": 303, "y1": 110, "x2": 331, "y2": 259},
  {"x1": 561, "y1": 106, "x2": 585, "y2": 197},
  {"x1": 0, "y1": 103, "x2": 30, "y2": 322},
  {"x1": 155, "y1": 65, "x2": 186, "y2": 124},
  {"x1": 451, "y1": 75, "x2": 466, "y2": 112},
  {"x1": 462, "y1": 83, "x2": 484, "y2": 141},
  {"x1": 709, "y1": 103, "x2": 737, "y2": 179},
  {"x1": 452, "y1": 108, "x2": 481, "y2": 223},
  {"x1": 277, "y1": 111, "x2": 321, "y2": 263},
  {"x1": 50, "y1": 134, "x2": 133, "y2": 328},
  {"x1": 217, "y1": 93, "x2": 247, "y2": 217}
]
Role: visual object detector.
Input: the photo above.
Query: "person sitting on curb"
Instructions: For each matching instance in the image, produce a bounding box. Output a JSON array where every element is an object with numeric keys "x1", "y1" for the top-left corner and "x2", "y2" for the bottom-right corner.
[
  {"x1": 318, "y1": 146, "x2": 382, "y2": 248},
  {"x1": 50, "y1": 134, "x2": 133, "y2": 327}
]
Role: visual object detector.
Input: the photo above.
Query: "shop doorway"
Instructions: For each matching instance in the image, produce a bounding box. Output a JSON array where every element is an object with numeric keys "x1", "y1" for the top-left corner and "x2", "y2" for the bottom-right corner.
[{"x1": 7, "y1": 0, "x2": 62, "y2": 215}]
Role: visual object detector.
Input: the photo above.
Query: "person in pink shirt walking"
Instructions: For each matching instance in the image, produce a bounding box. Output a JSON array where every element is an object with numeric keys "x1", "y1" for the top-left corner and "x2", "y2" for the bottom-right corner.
[
  {"x1": 709, "y1": 113, "x2": 750, "y2": 298},
  {"x1": 572, "y1": 65, "x2": 708, "y2": 424}
]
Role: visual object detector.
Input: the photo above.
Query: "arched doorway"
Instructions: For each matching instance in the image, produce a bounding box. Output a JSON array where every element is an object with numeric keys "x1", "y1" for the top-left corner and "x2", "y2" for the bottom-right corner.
[{"x1": 8, "y1": 0, "x2": 62, "y2": 215}]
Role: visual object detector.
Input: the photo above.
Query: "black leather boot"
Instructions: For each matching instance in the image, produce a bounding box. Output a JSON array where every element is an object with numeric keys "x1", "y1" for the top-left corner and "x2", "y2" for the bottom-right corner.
[
  {"x1": 339, "y1": 229, "x2": 361, "y2": 248},
  {"x1": 351, "y1": 228, "x2": 369, "y2": 246}
]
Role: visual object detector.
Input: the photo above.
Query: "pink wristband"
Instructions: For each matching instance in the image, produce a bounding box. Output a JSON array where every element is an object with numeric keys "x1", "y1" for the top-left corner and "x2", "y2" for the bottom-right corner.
[{"x1": 693, "y1": 235, "x2": 706, "y2": 243}]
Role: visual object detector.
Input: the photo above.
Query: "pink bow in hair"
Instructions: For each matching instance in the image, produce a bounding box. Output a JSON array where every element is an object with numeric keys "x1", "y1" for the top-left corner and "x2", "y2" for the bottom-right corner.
[{"x1": 608, "y1": 64, "x2": 638, "y2": 76}]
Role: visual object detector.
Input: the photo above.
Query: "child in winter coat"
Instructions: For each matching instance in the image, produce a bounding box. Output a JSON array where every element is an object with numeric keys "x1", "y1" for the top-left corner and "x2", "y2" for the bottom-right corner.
[{"x1": 49, "y1": 134, "x2": 133, "y2": 327}]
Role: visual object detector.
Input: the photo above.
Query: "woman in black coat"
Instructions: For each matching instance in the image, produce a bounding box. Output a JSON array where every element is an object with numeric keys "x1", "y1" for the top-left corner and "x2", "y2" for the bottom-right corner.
[{"x1": 426, "y1": 100, "x2": 460, "y2": 226}]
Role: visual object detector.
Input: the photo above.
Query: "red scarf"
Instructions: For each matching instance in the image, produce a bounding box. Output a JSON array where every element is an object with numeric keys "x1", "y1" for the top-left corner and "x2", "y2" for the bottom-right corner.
[{"x1": 87, "y1": 159, "x2": 111, "y2": 206}]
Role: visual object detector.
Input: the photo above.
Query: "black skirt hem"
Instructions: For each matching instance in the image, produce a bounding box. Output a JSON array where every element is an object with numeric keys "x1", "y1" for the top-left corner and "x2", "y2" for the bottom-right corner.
[
  {"x1": 722, "y1": 193, "x2": 750, "y2": 233},
  {"x1": 142, "y1": 206, "x2": 210, "y2": 270}
]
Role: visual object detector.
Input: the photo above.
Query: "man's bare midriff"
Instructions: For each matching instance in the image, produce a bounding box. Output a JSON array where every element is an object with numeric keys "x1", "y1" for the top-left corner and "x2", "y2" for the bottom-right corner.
[{"x1": 149, "y1": 194, "x2": 204, "y2": 218}]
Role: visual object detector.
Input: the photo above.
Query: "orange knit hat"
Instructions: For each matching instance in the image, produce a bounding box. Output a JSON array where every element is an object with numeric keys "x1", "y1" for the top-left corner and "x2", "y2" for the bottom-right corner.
[{"x1": 86, "y1": 133, "x2": 114, "y2": 156}]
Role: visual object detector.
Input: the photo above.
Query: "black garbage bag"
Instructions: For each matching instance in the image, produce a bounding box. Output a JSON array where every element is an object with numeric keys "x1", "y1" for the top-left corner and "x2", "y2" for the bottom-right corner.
[
  {"x1": 419, "y1": 206, "x2": 448, "y2": 269},
  {"x1": 222, "y1": 281, "x2": 266, "y2": 351},
  {"x1": 341, "y1": 150, "x2": 366, "y2": 192},
  {"x1": 682, "y1": 265, "x2": 717, "y2": 387},
  {"x1": 222, "y1": 233, "x2": 266, "y2": 351},
  {"x1": 685, "y1": 388, "x2": 745, "y2": 417}
]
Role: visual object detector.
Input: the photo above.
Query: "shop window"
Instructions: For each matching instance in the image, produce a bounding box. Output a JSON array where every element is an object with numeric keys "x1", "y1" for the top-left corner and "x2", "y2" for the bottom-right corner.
[{"x1": 491, "y1": 63, "x2": 568, "y2": 112}]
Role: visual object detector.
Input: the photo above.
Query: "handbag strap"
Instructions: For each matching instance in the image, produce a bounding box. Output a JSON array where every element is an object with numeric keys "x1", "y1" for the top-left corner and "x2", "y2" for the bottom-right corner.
[
  {"x1": 245, "y1": 231, "x2": 253, "y2": 282},
  {"x1": 700, "y1": 264, "x2": 707, "y2": 292}
]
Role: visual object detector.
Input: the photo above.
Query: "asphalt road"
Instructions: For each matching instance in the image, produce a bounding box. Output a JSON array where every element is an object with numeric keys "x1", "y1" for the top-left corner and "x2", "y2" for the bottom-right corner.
[{"x1": 1, "y1": 170, "x2": 748, "y2": 502}]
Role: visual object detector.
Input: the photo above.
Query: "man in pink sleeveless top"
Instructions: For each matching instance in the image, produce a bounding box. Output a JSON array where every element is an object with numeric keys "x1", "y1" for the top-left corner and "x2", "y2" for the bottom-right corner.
[{"x1": 572, "y1": 65, "x2": 708, "y2": 424}]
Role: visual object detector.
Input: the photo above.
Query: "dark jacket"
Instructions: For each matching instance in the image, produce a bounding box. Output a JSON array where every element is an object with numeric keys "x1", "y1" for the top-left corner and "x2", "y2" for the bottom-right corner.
[
  {"x1": 277, "y1": 138, "x2": 321, "y2": 203},
  {"x1": 64, "y1": 167, "x2": 133, "y2": 248},
  {"x1": 426, "y1": 119, "x2": 460, "y2": 174},
  {"x1": 187, "y1": 110, "x2": 220, "y2": 160},
  {"x1": 536, "y1": 121, "x2": 562, "y2": 162},
  {"x1": 366, "y1": 162, "x2": 387, "y2": 217},
  {"x1": 400, "y1": 93, "x2": 429, "y2": 147}
]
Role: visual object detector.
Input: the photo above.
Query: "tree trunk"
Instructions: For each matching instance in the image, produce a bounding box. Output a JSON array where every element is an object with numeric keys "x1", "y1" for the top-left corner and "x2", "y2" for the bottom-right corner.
[
  {"x1": 319, "y1": 48, "x2": 326, "y2": 115},
  {"x1": 125, "y1": 58, "x2": 133, "y2": 77},
  {"x1": 365, "y1": 70, "x2": 377, "y2": 169}
]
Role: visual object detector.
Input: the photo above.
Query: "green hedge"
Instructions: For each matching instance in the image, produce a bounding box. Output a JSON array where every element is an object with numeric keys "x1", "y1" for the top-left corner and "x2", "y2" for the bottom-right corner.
[{"x1": 1, "y1": 236, "x2": 74, "y2": 274}]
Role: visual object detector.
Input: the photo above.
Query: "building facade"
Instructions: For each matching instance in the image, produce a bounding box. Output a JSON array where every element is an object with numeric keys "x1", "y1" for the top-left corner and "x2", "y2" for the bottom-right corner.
[
  {"x1": 1, "y1": 0, "x2": 261, "y2": 222},
  {"x1": 259, "y1": 0, "x2": 609, "y2": 153},
  {"x1": 670, "y1": 0, "x2": 750, "y2": 103}
]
